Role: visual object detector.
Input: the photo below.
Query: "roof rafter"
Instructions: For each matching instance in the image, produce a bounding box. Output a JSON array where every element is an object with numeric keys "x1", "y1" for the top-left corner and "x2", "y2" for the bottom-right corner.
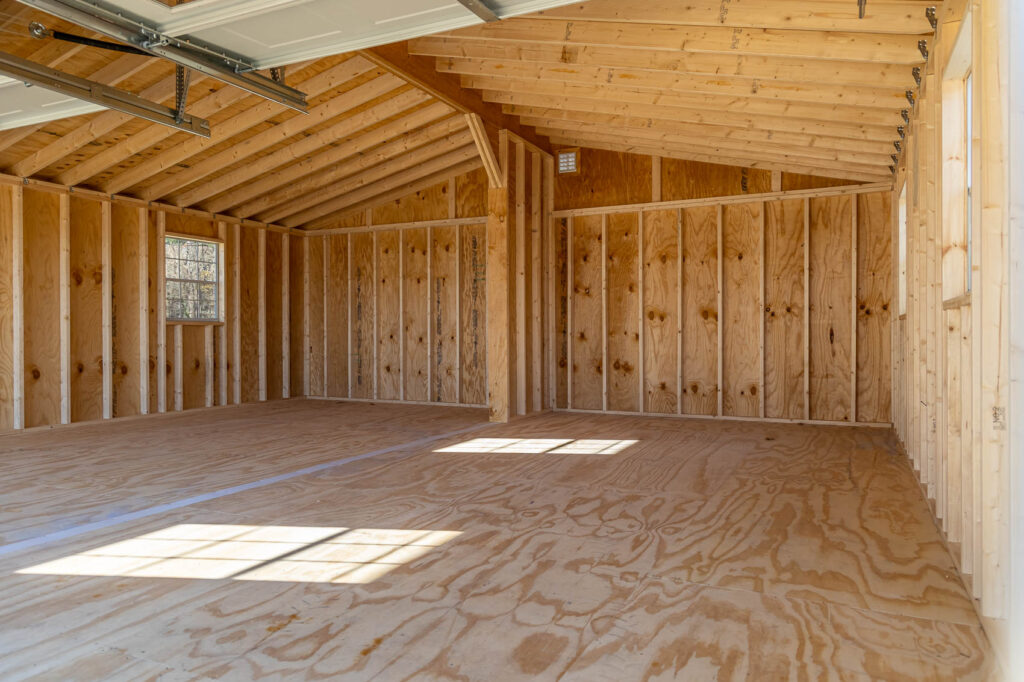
[
  {"x1": 264, "y1": 133, "x2": 476, "y2": 224},
  {"x1": 304, "y1": 157, "x2": 483, "y2": 230},
  {"x1": 409, "y1": 36, "x2": 916, "y2": 90},
  {"x1": 233, "y1": 114, "x2": 467, "y2": 219},
  {"x1": 190, "y1": 92, "x2": 442, "y2": 211},
  {"x1": 101, "y1": 55, "x2": 376, "y2": 195}
]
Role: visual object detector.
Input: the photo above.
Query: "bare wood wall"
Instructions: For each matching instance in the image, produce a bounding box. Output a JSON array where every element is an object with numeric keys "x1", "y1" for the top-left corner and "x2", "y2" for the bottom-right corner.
[
  {"x1": 891, "y1": 0, "x2": 1015, "y2": 654},
  {"x1": 550, "y1": 185, "x2": 893, "y2": 425},
  {"x1": 305, "y1": 168, "x2": 494, "y2": 407},
  {"x1": 0, "y1": 181, "x2": 296, "y2": 431}
]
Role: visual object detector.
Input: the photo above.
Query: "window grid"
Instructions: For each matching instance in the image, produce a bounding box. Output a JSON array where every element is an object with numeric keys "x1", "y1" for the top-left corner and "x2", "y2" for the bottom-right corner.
[{"x1": 165, "y1": 236, "x2": 221, "y2": 322}]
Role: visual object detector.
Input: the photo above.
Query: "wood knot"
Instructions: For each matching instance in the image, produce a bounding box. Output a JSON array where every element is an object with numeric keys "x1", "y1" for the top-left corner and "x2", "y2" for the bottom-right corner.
[
  {"x1": 194, "y1": 359, "x2": 200, "y2": 370},
  {"x1": 92, "y1": 270, "x2": 103, "y2": 285},
  {"x1": 749, "y1": 385, "x2": 757, "y2": 396},
  {"x1": 737, "y1": 253, "x2": 743, "y2": 260},
  {"x1": 77, "y1": 363, "x2": 84, "y2": 373},
  {"x1": 120, "y1": 364, "x2": 128, "y2": 375},
  {"x1": 690, "y1": 383, "x2": 699, "y2": 393},
  {"x1": 31, "y1": 367, "x2": 40, "y2": 380},
  {"x1": 660, "y1": 254, "x2": 667, "y2": 264},
  {"x1": 72, "y1": 269, "x2": 83, "y2": 286}
]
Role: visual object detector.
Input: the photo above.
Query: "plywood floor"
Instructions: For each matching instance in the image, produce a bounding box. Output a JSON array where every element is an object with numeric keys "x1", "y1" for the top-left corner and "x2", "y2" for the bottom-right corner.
[{"x1": 0, "y1": 401, "x2": 996, "y2": 681}]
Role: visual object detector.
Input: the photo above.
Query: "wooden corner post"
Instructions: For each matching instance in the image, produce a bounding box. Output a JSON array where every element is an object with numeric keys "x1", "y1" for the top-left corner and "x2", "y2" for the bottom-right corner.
[{"x1": 486, "y1": 129, "x2": 512, "y2": 422}]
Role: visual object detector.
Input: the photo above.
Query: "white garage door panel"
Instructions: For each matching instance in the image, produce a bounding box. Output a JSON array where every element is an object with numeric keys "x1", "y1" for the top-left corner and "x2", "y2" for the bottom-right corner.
[{"x1": 2, "y1": 0, "x2": 579, "y2": 130}]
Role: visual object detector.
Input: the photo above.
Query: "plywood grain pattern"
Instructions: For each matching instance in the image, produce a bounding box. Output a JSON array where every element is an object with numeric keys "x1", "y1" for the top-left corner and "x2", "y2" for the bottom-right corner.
[
  {"x1": 68, "y1": 196, "x2": 103, "y2": 423},
  {"x1": 641, "y1": 209, "x2": 679, "y2": 414},
  {"x1": 764, "y1": 199, "x2": 805, "y2": 420},
  {"x1": 306, "y1": 235, "x2": 325, "y2": 398},
  {"x1": 22, "y1": 189, "x2": 61, "y2": 428},
  {"x1": 110, "y1": 203, "x2": 141, "y2": 418},
  {"x1": 721, "y1": 203, "x2": 762, "y2": 418},
  {"x1": 376, "y1": 230, "x2": 401, "y2": 400},
  {"x1": 238, "y1": 226, "x2": 260, "y2": 403},
  {"x1": 264, "y1": 231, "x2": 284, "y2": 401},
  {"x1": 809, "y1": 195, "x2": 853, "y2": 422},
  {"x1": 164, "y1": 212, "x2": 218, "y2": 240},
  {"x1": 288, "y1": 234, "x2": 305, "y2": 398},
  {"x1": 432, "y1": 226, "x2": 458, "y2": 403},
  {"x1": 856, "y1": 192, "x2": 891, "y2": 423},
  {"x1": 456, "y1": 167, "x2": 488, "y2": 220},
  {"x1": 605, "y1": 212, "x2": 640, "y2": 412},
  {"x1": 459, "y1": 223, "x2": 486, "y2": 405},
  {"x1": 570, "y1": 215, "x2": 603, "y2": 410},
  {"x1": 350, "y1": 233, "x2": 375, "y2": 399},
  {"x1": 0, "y1": 185, "x2": 13, "y2": 430},
  {"x1": 325, "y1": 234, "x2": 349, "y2": 398},
  {"x1": 662, "y1": 158, "x2": 772, "y2": 201},
  {"x1": 554, "y1": 148, "x2": 652, "y2": 210},
  {"x1": 403, "y1": 228, "x2": 429, "y2": 402},
  {"x1": 0, "y1": 404, "x2": 994, "y2": 680},
  {"x1": 372, "y1": 179, "x2": 449, "y2": 225},
  {"x1": 680, "y1": 206, "x2": 719, "y2": 416},
  {"x1": 180, "y1": 325, "x2": 207, "y2": 411}
]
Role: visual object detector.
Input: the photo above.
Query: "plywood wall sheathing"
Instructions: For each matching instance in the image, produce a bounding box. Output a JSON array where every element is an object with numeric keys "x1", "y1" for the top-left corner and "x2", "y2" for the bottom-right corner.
[{"x1": 557, "y1": 186, "x2": 890, "y2": 426}]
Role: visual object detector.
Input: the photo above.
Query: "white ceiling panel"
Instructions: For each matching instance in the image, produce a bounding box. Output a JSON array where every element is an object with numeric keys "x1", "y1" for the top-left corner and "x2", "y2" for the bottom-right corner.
[
  {"x1": 3, "y1": 0, "x2": 579, "y2": 130},
  {"x1": 81, "y1": 0, "x2": 582, "y2": 67},
  {"x1": 0, "y1": 77, "x2": 102, "y2": 130}
]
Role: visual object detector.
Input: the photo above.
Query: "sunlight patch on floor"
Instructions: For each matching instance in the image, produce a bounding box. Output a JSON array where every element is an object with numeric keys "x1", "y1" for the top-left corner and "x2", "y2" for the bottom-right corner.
[
  {"x1": 434, "y1": 437, "x2": 637, "y2": 455},
  {"x1": 16, "y1": 524, "x2": 460, "y2": 583}
]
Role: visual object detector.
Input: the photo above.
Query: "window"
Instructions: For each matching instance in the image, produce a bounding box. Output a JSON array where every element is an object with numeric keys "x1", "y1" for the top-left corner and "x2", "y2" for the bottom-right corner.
[
  {"x1": 557, "y1": 148, "x2": 579, "y2": 174},
  {"x1": 165, "y1": 236, "x2": 221, "y2": 322}
]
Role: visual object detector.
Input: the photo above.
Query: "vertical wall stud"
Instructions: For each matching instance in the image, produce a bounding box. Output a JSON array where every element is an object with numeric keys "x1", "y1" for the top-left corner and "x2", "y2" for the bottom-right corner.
[
  {"x1": 638, "y1": 209, "x2": 645, "y2": 412},
  {"x1": 515, "y1": 141, "x2": 527, "y2": 415},
  {"x1": 156, "y1": 211, "x2": 167, "y2": 413},
  {"x1": 173, "y1": 323, "x2": 183, "y2": 411},
  {"x1": 258, "y1": 228, "x2": 267, "y2": 401},
  {"x1": 281, "y1": 233, "x2": 290, "y2": 399},
  {"x1": 11, "y1": 186, "x2": 23, "y2": 430},
  {"x1": 803, "y1": 198, "x2": 811, "y2": 420},
  {"x1": 204, "y1": 324, "x2": 214, "y2": 407},
  {"x1": 851, "y1": 196, "x2": 859, "y2": 421},
  {"x1": 676, "y1": 208, "x2": 683, "y2": 415},
  {"x1": 544, "y1": 156, "x2": 555, "y2": 409},
  {"x1": 759, "y1": 202, "x2": 766, "y2": 419},
  {"x1": 302, "y1": 234, "x2": 310, "y2": 397},
  {"x1": 567, "y1": 215, "x2": 574, "y2": 409},
  {"x1": 652, "y1": 156, "x2": 662, "y2": 202},
  {"x1": 322, "y1": 235, "x2": 328, "y2": 398},
  {"x1": 601, "y1": 212, "x2": 608, "y2": 412},
  {"x1": 215, "y1": 221, "x2": 226, "y2": 406},
  {"x1": 455, "y1": 224, "x2": 462, "y2": 404},
  {"x1": 716, "y1": 203, "x2": 723, "y2": 417},
  {"x1": 399, "y1": 229, "x2": 406, "y2": 401},
  {"x1": 372, "y1": 229, "x2": 379, "y2": 400},
  {"x1": 347, "y1": 232, "x2": 353, "y2": 399},
  {"x1": 101, "y1": 201, "x2": 112, "y2": 419},
  {"x1": 231, "y1": 223, "x2": 241, "y2": 405},
  {"x1": 427, "y1": 225, "x2": 433, "y2": 400},
  {"x1": 58, "y1": 193, "x2": 70, "y2": 425},
  {"x1": 531, "y1": 152, "x2": 542, "y2": 412},
  {"x1": 138, "y1": 207, "x2": 149, "y2": 415}
]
